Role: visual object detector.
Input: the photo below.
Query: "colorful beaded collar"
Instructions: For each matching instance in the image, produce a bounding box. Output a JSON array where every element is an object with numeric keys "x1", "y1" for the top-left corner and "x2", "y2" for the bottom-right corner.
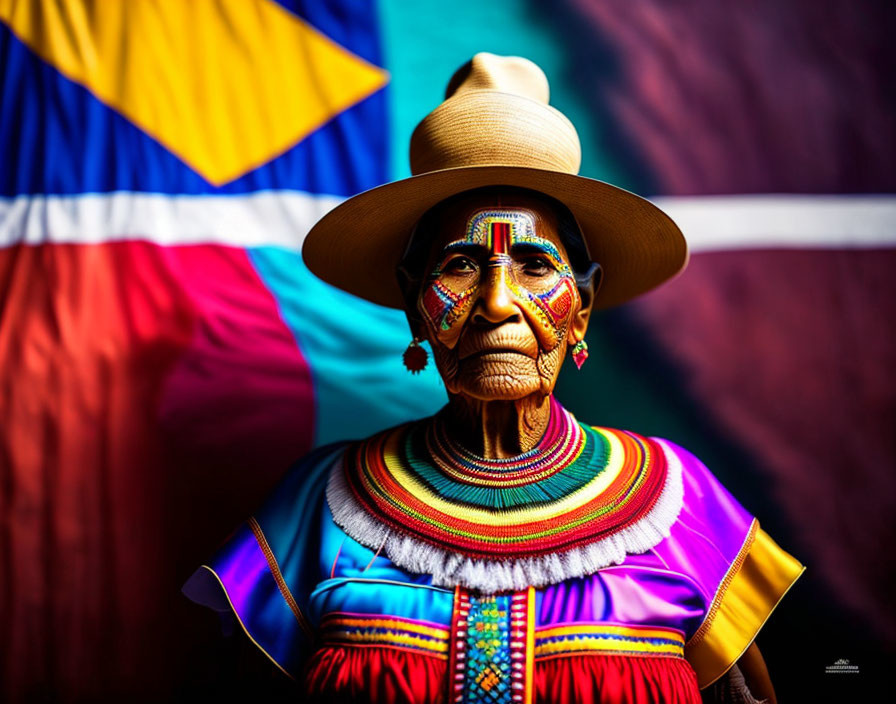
[{"x1": 327, "y1": 398, "x2": 684, "y2": 592}]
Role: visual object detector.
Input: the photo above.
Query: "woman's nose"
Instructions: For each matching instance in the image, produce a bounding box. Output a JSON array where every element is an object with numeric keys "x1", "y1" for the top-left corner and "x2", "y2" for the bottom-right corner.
[{"x1": 471, "y1": 262, "x2": 520, "y2": 325}]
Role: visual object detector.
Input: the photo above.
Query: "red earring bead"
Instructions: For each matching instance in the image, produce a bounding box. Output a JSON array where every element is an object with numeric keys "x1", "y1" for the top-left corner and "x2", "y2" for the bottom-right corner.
[{"x1": 403, "y1": 339, "x2": 428, "y2": 374}]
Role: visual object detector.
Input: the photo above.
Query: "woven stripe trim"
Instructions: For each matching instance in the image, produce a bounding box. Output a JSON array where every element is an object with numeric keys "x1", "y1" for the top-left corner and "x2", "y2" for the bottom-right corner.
[
  {"x1": 534, "y1": 624, "x2": 685, "y2": 659},
  {"x1": 315, "y1": 613, "x2": 685, "y2": 662},
  {"x1": 247, "y1": 518, "x2": 314, "y2": 639},
  {"x1": 318, "y1": 613, "x2": 451, "y2": 658}
]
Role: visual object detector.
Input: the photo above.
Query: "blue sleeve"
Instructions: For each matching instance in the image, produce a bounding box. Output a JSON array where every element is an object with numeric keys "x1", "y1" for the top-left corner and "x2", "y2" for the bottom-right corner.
[{"x1": 182, "y1": 442, "x2": 346, "y2": 678}]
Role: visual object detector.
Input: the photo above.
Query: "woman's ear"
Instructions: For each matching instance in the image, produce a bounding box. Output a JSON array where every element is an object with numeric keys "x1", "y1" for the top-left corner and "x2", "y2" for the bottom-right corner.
[
  {"x1": 396, "y1": 265, "x2": 416, "y2": 308},
  {"x1": 396, "y1": 265, "x2": 426, "y2": 340},
  {"x1": 568, "y1": 263, "x2": 602, "y2": 345}
]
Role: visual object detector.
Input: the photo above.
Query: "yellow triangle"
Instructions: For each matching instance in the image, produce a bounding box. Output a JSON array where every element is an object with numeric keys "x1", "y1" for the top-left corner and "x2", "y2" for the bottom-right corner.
[{"x1": 0, "y1": 0, "x2": 389, "y2": 185}]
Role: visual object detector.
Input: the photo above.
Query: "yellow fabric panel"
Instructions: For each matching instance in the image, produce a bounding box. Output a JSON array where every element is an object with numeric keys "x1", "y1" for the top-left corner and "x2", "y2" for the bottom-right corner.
[
  {"x1": 686, "y1": 523, "x2": 804, "y2": 689},
  {"x1": 0, "y1": 0, "x2": 388, "y2": 185}
]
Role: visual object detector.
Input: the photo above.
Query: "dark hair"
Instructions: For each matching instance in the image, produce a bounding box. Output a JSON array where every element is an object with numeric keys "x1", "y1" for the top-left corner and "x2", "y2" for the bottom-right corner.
[{"x1": 399, "y1": 186, "x2": 596, "y2": 285}]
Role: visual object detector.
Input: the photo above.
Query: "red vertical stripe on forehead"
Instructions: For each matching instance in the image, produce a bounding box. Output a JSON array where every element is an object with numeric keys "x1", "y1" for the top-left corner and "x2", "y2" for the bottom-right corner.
[{"x1": 489, "y1": 221, "x2": 511, "y2": 255}]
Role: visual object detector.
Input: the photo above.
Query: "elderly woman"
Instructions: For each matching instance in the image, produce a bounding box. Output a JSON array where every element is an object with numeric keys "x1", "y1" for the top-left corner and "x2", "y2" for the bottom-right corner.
[{"x1": 184, "y1": 54, "x2": 802, "y2": 704}]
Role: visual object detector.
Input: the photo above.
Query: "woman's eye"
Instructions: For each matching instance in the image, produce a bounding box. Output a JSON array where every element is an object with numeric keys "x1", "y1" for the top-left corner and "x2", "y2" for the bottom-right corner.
[
  {"x1": 443, "y1": 257, "x2": 476, "y2": 274},
  {"x1": 522, "y1": 257, "x2": 554, "y2": 276}
]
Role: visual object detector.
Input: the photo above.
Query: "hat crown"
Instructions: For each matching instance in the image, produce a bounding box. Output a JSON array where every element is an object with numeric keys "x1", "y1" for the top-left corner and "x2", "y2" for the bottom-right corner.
[
  {"x1": 409, "y1": 53, "x2": 581, "y2": 176},
  {"x1": 445, "y1": 52, "x2": 549, "y2": 103}
]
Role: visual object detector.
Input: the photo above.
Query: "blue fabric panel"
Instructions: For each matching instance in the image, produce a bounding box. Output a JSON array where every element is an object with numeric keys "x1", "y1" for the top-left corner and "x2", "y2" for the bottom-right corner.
[{"x1": 248, "y1": 247, "x2": 447, "y2": 447}]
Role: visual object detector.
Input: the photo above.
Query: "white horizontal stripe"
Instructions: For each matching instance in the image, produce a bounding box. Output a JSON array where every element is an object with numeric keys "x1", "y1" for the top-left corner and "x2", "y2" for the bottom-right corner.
[
  {"x1": 0, "y1": 191, "x2": 343, "y2": 249},
  {"x1": 0, "y1": 192, "x2": 893, "y2": 251},
  {"x1": 651, "y1": 194, "x2": 896, "y2": 251}
]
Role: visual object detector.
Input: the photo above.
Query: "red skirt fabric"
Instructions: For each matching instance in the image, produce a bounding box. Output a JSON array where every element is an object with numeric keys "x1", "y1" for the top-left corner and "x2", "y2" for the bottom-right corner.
[
  {"x1": 303, "y1": 646, "x2": 448, "y2": 704},
  {"x1": 303, "y1": 646, "x2": 702, "y2": 704},
  {"x1": 535, "y1": 654, "x2": 701, "y2": 704}
]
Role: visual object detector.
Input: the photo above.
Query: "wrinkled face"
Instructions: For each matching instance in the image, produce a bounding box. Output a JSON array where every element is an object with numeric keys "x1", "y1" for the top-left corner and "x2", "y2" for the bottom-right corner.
[{"x1": 413, "y1": 196, "x2": 588, "y2": 401}]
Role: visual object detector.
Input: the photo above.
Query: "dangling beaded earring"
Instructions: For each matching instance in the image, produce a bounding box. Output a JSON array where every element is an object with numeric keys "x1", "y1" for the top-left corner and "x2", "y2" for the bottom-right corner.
[
  {"x1": 571, "y1": 339, "x2": 589, "y2": 370},
  {"x1": 403, "y1": 337, "x2": 428, "y2": 374}
]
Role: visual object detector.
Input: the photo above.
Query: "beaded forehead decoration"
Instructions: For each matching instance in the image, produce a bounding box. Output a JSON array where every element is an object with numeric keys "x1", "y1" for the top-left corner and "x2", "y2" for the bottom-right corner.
[{"x1": 418, "y1": 209, "x2": 578, "y2": 348}]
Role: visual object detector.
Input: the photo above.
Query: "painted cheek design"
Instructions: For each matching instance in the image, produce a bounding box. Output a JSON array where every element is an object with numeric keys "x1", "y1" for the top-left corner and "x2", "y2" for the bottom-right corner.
[
  {"x1": 507, "y1": 274, "x2": 577, "y2": 348},
  {"x1": 420, "y1": 276, "x2": 477, "y2": 339}
]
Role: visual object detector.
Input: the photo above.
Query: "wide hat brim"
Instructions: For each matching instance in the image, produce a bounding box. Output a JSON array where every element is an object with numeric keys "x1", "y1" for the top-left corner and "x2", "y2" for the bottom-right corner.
[{"x1": 302, "y1": 164, "x2": 687, "y2": 310}]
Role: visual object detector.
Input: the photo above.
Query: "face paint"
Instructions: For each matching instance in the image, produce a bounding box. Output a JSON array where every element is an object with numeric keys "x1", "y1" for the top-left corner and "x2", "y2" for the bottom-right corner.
[
  {"x1": 420, "y1": 277, "x2": 477, "y2": 335},
  {"x1": 418, "y1": 208, "x2": 579, "y2": 350}
]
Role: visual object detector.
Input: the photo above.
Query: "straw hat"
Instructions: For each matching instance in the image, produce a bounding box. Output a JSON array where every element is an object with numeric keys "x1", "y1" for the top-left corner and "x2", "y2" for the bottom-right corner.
[{"x1": 302, "y1": 53, "x2": 687, "y2": 310}]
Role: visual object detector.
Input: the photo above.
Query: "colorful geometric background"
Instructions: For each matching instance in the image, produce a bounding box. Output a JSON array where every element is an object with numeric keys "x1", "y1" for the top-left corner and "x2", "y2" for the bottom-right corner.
[{"x1": 1, "y1": 1, "x2": 893, "y2": 701}]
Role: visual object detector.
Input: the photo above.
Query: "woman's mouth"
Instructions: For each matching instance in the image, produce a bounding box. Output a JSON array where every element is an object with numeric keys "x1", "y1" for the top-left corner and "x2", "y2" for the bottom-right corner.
[{"x1": 460, "y1": 347, "x2": 534, "y2": 361}]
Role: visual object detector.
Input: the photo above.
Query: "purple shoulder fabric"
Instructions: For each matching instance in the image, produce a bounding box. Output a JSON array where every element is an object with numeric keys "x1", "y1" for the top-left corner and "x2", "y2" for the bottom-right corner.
[
  {"x1": 651, "y1": 438, "x2": 755, "y2": 605},
  {"x1": 182, "y1": 522, "x2": 310, "y2": 678},
  {"x1": 537, "y1": 438, "x2": 755, "y2": 641}
]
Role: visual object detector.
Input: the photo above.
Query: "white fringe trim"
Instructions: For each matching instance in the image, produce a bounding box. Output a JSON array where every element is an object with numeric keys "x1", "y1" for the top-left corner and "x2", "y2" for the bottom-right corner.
[{"x1": 326, "y1": 438, "x2": 685, "y2": 593}]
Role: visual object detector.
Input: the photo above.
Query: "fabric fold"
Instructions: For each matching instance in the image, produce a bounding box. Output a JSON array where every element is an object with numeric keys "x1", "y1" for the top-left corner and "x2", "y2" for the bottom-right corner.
[
  {"x1": 685, "y1": 523, "x2": 805, "y2": 688},
  {"x1": 182, "y1": 522, "x2": 310, "y2": 679}
]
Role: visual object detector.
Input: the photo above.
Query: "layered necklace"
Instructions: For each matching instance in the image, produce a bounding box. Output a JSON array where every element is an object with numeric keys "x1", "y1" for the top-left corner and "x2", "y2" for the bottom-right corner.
[
  {"x1": 413, "y1": 397, "x2": 600, "y2": 509},
  {"x1": 331, "y1": 396, "x2": 672, "y2": 565}
]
